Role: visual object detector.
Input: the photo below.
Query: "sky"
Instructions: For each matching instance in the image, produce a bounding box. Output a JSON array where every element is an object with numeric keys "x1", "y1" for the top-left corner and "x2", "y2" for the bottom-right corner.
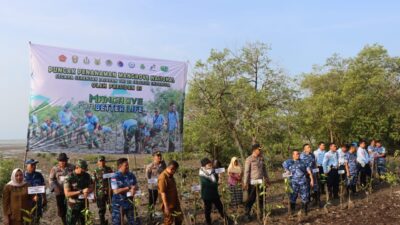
[{"x1": 0, "y1": 0, "x2": 399, "y2": 140}]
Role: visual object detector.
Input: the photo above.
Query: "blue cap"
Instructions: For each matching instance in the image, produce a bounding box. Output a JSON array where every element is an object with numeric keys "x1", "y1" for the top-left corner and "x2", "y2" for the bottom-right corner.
[{"x1": 25, "y1": 159, "x2": 39, "y2": 164}]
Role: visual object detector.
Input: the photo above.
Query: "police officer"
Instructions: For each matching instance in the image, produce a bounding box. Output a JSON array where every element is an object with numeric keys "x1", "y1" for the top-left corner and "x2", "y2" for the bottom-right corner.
[
  {"x1": 24, "y1": 159, "x2": 47, "y2": 223},
  {"x1": 345, "y1": 145, "x2": 358, "y2": 195},
  {"x1": 283, "y1": 150, "x2": 314, "y2": 215},
  {"x1": 84, "y1": 109, "x2": 100, "y2": 149},
  {"x1": 49, "y1": 153, "x2": 75, "y2": 225},
  {"x1": 322, "y1": 143, "x2": 339, "y2": 199},
  {"x1": 64, "y1": 159, "x2": 94, "y2": 225},
  {"x1": 300, "y1": 144, "x2": 320, "y2": 207},
  {"x1": 93, "y1": 156, "x2": 113, "y2": 225},
  {"x1": 111, "y1": 158, "x2": 140, "y2": 225},
  {"x1": 313, "y1": 142, "x2": 326, "y2": 194},
  {"x1": 122, "y1": 119, "x2": 138, "y2": 154},
  {"x1": 145, "y1": 150, "x2": 166, "y2": 216},
  {"x1": 375, "y1": 140, "x2": 386, "y2": 176}
]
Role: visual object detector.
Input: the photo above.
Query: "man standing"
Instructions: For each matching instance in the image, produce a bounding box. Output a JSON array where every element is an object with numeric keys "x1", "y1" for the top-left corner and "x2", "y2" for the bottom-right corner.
[
  {"x1": 323, "y1": 143, "x2": 339, "y2": 199},
  {"x1": 283, "y1": 150, "x2": 314, "y2": 215},
  {"x1": 158, "y1": 160, "x2": 182, "y2": 225},
  {"x1": 375, "y1": 140, "x2": 386, "y2": 176},
  {"x1": 49, "y1": 153, "x2": 75, "y2": 225},
  {"x1": 84, "y1": 109, "x2": 100, "y2": 149},
  {"x1": 24, "y1": 159, "x2": 47, "y2": 224},
  {"x1": 122, "y1": 119, "x2": 138, "y2": 154},
  {"x1": 111, "y1": 158, "x2": 140, "y2": 225},
  {"x1": 145, "y1": 150, "x2": 166, "y2": 215},
  {"x1": 93, "y1": 156, "x2": 113, "y2": 225},
  {"x1": 166, "y1": 103, "x2": 179, "y2": 152},
  {"x1": 64, "y1": 159, "x2": 94, "y2": 225},
  {"x1": 337, "y1": 144, "x2": 348, "y2": 181},
  {"x1": 300, "y1": 144, "x2": 320, "y2": 207},
  {"x1": 151, "y1": 108, "x2": 165, "y2": 147},
  {"x1": 243, "y1": 143, "x2": 269, "y2": 221},
  {"x1": 357, "y1": 140, "x2": 371, "y2": 187},
  {"x1": 313, "y1": 142, "x2": 326, "y2": 194},
  {"x1": 345, "y1": 146, "x2": 359, "y2": 195},
  {"x1": 58, "y1": 102, "x2": 75, "y2": 146}
]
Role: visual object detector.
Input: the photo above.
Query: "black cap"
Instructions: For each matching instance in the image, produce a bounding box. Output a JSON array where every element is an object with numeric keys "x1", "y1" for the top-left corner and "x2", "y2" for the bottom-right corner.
[
  {"x1": 57, "y1": 153, "x2": 69, "y2": 161},
  {"x1": 98, "y1": 155, "x2": 106, "y2": 161},
  {"x1": 25, "y1": 159, "x2": 39, "y2": 165},
  {"x1": 252, "y1": 143, "x2": 261, "y2": 151},
  {"x1": 201, "y1": 158, "x2": 212, "y2": 167}
]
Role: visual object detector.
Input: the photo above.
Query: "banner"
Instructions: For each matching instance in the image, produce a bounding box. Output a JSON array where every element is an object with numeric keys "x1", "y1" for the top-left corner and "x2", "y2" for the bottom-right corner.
[{"x1": 28, "y1": 43, "x2": 187, "y2": 154}]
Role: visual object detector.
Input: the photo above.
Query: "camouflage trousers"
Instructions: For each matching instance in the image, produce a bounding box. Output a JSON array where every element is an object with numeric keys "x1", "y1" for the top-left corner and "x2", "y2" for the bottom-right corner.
[
  {"x1": 66, "y1": 202, "x2": 85, "y2": 225},
  {"x1": 290, "y1": 179, "x2": 310, "y2": 203},
  {"x1": 85, "y1": 131, "x2": 99, "y2": 148},
  {"x1": 111, "y1": 204, "x2": 140, "y2": 225}
]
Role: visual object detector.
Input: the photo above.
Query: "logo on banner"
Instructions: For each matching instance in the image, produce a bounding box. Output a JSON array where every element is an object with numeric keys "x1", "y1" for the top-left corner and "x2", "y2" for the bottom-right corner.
[
  {"x1": 150, "y1": 64, "x2": 157, "y2": 71},
  {"x1": 83, "y1": 57, "x2": 90, "y2": 65},
  {"x1": 117, "y1": 61, "x2": 124, "y2": 67},
  {"x1": 140, "y1": 64, "x2": 145, "y2": 70},
  {"x1": 72, "y1": 55, "x2": 79, "y2": 63},
  {"x1": 160, "y1": 66, "x2": 169, "y2": 72},
  {"x1": 106, "y1": 59, "x2": 113, "y2": 66},
  {"x1": 58, "y1": 55, "x2": 67, "y2": 62},
  {"x1": 128, "y1": 62, "x2": 135, "y2": 68},
  {"x1": 94, "y1": 58, "x2": 101, "y2": 65}
]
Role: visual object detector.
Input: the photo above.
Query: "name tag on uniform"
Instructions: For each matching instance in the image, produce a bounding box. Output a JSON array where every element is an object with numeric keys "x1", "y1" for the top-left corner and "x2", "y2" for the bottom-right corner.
[
  {"x1": 78, "y1": 192, "x2": 94, "y2": 200},
  {"x1": 338, "y1": 170, "x2": 345, "y2": 175},
  {"x1": 191, "y1": 185, "x2": 201, "y2": 192},
  {"x1": 59, "y1": 176, "x2": 66, "y2": 183},
  {"x1": 250, "y1": 179, "x2": 263, "y2": 185},
  {"x1": 127, "y1": 191, "x2": 133, "y2": 197},
  {"x1": 282, "y1": 172, "x2": 292, "y2": 178},
  {"x1": 28, "y1": 186, "x2": 46, "y2": 194},
  {"x1": 148, "y1": 178, "x2": 158, "y2": 184},
  {"x1": 111, "y1": 178, "x2": 118, "y2": 190},
  {"x1": 312, "y1": 168, "x2": 320, "y2": 173},
  {"x1": 215, "y1": 168, "x2": 225, "y2": 174},
  {"x1": 134, "y1": 190, "x2": 142, "y2": 197},
  {"x1": 103, "y1": 173, "x2": 115, "y2": 179}
]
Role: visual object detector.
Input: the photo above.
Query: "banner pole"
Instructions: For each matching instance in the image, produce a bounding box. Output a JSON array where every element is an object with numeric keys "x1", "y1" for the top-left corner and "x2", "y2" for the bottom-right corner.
[{"x1": 23, "y1": 128, "x2": 30, "y2": 171}]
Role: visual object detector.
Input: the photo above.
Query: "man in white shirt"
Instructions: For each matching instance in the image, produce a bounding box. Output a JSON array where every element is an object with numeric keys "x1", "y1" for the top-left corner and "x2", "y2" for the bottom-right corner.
[{"x1": 357, "y1": 140, "x2": 371, "y2": 187}]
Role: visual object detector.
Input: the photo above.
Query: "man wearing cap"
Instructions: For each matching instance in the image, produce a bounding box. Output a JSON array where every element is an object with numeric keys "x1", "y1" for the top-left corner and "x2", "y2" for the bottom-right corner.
[
  {"x1": 111, "y1": 158, "x2": 140, "y2": 225},
  {"x1": 49, "y1": 153, "x2": 75, "y2": 225},
  {"x1": 122, "y1": 119, "x2": 138, "y2": 154},
  {"x1": 93, "y1": 156, "x2": 113, "y2": 225},
  {"x1": 145, "y1": 150, "x2": 166, "y2": 216},
  {"x1": 24, "y1": 159, "x2": 47, "y2": 223},
  {"x1": 64, "y1": 159, "x2": 94, "y2": 225},
  {"x1": 84, "y1": 109, "x2": 100, "y2": 149},
  {"x1": 243, "y1": 143, "x2": 270, "y2": 221}
]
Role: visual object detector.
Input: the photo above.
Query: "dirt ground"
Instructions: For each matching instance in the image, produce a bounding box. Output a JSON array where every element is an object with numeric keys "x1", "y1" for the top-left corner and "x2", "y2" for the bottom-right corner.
[{"x1": 1, "y1": 140, "x2": 400, "y2": 225}]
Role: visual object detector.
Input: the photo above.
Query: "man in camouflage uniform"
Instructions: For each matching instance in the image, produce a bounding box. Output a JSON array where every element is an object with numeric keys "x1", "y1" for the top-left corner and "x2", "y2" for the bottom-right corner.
[
  {"x1": 49, "y1": 153, "x2": 75, "y2": 225},
  {"x1": 345, "y1": 145, "x2": 359, "y2": 195},
  {"x1": 111, "y1": 158, "x2": 140, "y2": 225},
  {"x1": 64, "y1": 159, "x2": 94, "y2": 225},
  {"x1": 300, "y1": 143, "x2": 321, "y2": 207},
  {"x1": 375, "y1": 140, "x2": 386, "y2": 176},
  {"x1": 283, "y1": 150, "x2": 314, "y2": 215},
  {"x1": 93, "y1": 156, "x2": 113, "y2": 225}
]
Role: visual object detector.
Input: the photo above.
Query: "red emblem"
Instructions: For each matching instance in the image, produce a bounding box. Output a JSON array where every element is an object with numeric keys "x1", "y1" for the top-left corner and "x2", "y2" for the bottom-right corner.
[{"x1": 58, "y1": 54, "x2": 67, "y2": 62}]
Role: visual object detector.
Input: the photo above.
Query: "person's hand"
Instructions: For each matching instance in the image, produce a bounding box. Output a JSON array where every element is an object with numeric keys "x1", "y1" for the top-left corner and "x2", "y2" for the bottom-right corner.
[
  {"x1": 33, "y1": 195, "x2": 38, "y2": 202},
  {"x1": 243, "y1": 183, "x2": 248, "y2": 191},
  {"x1": 130, "y1": 186, "x2": 136, "y2": 196},
  {"x1": 310, "y1": 180, "x2": 314, "y2": 187},
  {"x1": 164, "y1": 207, "x2": 171, "y2": 216}
]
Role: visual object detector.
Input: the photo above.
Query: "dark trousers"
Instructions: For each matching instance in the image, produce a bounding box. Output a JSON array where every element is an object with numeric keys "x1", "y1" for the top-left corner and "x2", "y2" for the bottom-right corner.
[
  {"x1": 318, "y1": 166, "x2": 326, "y2": 194},
  {"x1": 245, "y1": 184, "x2": 264, "y2": 215},
  {"x1": 96, "y1": 196, "x2": 109, "y2": 225},
  {"x1": 203, "y1": 198, "x2": 225, "y2": 225},
  {"x1": 358, "y1": 163, "x2": 371, "y2": 187},
  {"x1": 327, "y1": 168, "x2": 339, "y2": 198},
  {"x1": 56, "y1": 194, "x2": 67, "y2": 225},
  {"x1": 148, "y1": 189, "x2": 158, "y2": 209},
  {"x1": 338, "y1": 165, "x2": 346, "y2": 182}
]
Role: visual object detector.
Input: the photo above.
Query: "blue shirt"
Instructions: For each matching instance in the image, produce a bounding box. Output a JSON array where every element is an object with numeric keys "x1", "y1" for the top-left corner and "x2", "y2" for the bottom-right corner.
[
  {"x1": 85, "y1": 115, "x2": 99, "y2": 131},
  {"x1": 111, "y1": 171, "x2": 137, "y2": 209},
  {"x1": 30, "y1": 115, "x2": 38, "y2": 124},
  {"x1": 313, "y1": 149, "x2": 326, "y2": 166},
  {"x1": 322, "y1": 150, "x2": 338, "y2": 173},
  {"x1": 375, "y1": 146, "x2": 386, "y2": 163},
  {"x1": 282, "y1": 159, "x2": 310, "y2": 182},
  {"x1": 345, "y1": 152, "x2": 358, "y2": 175},
  {"x1": 102, "y1": 126, "x2": 112, "y2": 133},
  {"x1": 122, "y1": 119, "x2": 137, "y2": 131},
  {"x1": 24, "y1": 171, "x2": 45, "y2": 186},
  {"x1": 167, "y1": 111, "x2": 179, "y2": 131},
  {"x1": 58, "y1": 110, "x2": 73, "y2": 126},
  {"x1": 153, "y1": 114, "x2": 165, "y2": 130},
  {"x1": 41, "y1": 123, "x2": 49, "y2": 131},
  {"x1": 300, "y1": 152, "x2": 317, "y2": 170}
]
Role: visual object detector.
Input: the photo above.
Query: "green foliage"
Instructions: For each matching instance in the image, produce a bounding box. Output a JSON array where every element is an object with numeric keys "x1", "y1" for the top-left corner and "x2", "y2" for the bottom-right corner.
[{"x1": 0, "y1": 155, "x2": 15, "y2": 197}]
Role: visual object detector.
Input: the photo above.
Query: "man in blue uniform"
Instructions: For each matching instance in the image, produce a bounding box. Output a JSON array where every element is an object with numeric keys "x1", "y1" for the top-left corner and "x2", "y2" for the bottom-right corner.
[
  {"x1": 111, "y1": 158, "x2": 140, "y2": 225},
  {"x1": 58, "y1": 102, "x2": 75, "y2": 146},
  {"x1": 313, "y1": 142, "x2": 326, "y2": 194},
  {"x1": 84, "y1": 110, "x2": 100, "y2": 149},
  {"x1": 300, "y1": 143, "x2": 320, "y2": 207},
  {"x1": 345, "y1": 146, "x2": 358, "y2": 195},
  {"x1": 375, "y1": 140, "x2": 386, "y2": 176},
  {"x1": 283, "y1": 150, "x2": 314, "y2": 215},
  {"x1": 122, "y1": 119, "x2": 138, "y2": 154},
  {"x1": 24, "y1": 159, "x2": 47, "y2": 224},
  {"x1": 323, "y1": 143, "x2": 339, "y2": 199}
]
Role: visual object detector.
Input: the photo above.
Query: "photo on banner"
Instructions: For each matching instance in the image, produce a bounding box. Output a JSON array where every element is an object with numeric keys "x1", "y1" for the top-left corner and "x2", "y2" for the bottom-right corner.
[{"x1": 28, "y1": 43, "x2": 188, "y2": 154}]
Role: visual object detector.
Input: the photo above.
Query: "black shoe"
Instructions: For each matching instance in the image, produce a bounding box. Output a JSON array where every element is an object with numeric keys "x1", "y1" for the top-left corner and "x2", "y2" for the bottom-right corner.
[
  {"x1": 244, "y1": 213, "x2": 252, "y2": 222},
  {"x1": 302, "y1": 203, "x2": 308, "y2": 216},
  {"x1": 290, "y1": 203, "x2": 296, "y2": 215}
]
